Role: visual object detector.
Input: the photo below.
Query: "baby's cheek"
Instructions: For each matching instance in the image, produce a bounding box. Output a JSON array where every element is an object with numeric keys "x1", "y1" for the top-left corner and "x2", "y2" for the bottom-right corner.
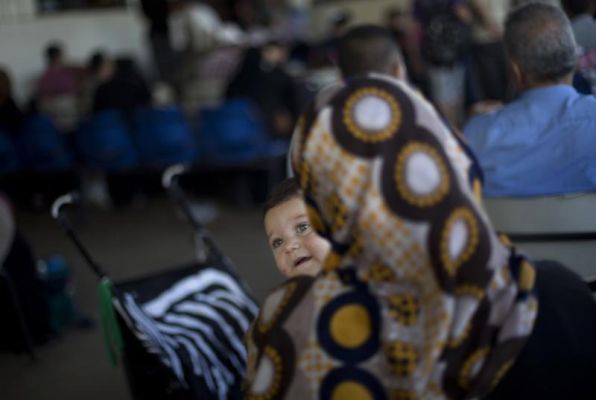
[{"x1": 312, "y1": 236, "x2": 331, "y2": 258}]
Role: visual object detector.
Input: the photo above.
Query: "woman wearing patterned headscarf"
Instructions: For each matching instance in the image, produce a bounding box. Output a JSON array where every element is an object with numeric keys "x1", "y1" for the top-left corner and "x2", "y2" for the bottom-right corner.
[{"x1": 244, "y1": 25, "x2": 596, "y2": 399}]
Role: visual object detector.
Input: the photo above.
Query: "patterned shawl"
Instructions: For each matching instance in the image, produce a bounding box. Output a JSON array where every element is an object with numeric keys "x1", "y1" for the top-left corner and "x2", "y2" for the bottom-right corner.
[{"x1": 245, "y1": 75, "x2": 538, "y2": 399}]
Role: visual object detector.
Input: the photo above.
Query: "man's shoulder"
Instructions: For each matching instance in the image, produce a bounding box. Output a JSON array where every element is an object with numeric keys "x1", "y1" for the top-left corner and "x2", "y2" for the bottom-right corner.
[
  {"x1": 573, "y1": 92, "x2": 596, "y2": 107},
  {"x1": 463, "y1": 101, "x2": 519, "y2": 137}
]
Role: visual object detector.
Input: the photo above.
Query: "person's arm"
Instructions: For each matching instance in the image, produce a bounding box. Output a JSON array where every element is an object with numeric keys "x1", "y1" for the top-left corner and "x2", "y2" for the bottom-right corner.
[{"x1": 467, "y1": 0, "x2": 503, "y2": 38}]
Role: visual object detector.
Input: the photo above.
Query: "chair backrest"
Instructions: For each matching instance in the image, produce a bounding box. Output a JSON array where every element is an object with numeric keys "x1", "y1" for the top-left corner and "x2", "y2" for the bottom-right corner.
[
  {"x1": 0, "y1": 130, "x2": 20, "y2": 174},
  {"x1": 133, "y1": 107, "x2": 198, "y2": 168},
  {"x1": 18, "y1": 115, "x2": 72, "y2": 172},
  {"x1": 197, "y1": 98, "x2": 269, "y2": 162},
  {"x1": 77, "y1": 110, "x2": 138, "y2": 171},
  {"x1": 483, "y1": 193, "x2": 596, "y2": 280}
]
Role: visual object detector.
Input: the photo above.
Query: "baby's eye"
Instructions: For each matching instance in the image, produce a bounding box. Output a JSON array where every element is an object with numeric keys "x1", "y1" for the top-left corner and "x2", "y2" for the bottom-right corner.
[
  {"x1": 271, "y1": 238, "x2": 283, "y2": 249},
  {"x1": 296, "y1": 223, "x2": 311, "y2": 234}
]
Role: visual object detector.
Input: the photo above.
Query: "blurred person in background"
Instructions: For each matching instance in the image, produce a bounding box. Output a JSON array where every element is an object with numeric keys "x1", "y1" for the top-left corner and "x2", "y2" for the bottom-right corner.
[
  {"x1": 93, "y1": 57, "x2": 151, "y2": 124},
  {"x1": 168, "y1": 0, "x2": 247, "y2": 106},
  {"x1": 464, "y1": 3, "x2": 596, "y2": 197},
  {"x1": 36, "y1": 42, "x2": 83, "y2": 132},
  {"x1": 307, "y1": 10, "x2": 352, "y2": 69},
  {"x1": 0, "y1": 67, "x2": 24, "y2": 137},
  {"x1": 385, "y1": 7, "x2": 428, "y2": 95},
  {"x1": 562, "y1": 0, "x2": 596, "y2": 93},
  {"x1": 78, "y1": 51, "x2": 114, "y2": 117},
  {"x1": 36, "y1": 42, "x2": 80, "y2": 100},
  {"x1": 414, "y1": 0, "x2": 474, "y2": 128},
  {"x1": 226, "y1": 40, "x2": 298, "y2": 137},
  {"x1": 466, "y1": 0, "x2": 512, "y2": 104},
  {"x1": 169, "y1": 0, "x2": 245, "y2": 55},
  {"x1": 140, "y1": 0, "x2": 177, "y2": 85}
]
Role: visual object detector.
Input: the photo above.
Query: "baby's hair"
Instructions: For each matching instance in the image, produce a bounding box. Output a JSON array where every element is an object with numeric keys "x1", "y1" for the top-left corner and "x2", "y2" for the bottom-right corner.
[{"x1": 263, "y1": 177, "x2": 302, "y2": 217}]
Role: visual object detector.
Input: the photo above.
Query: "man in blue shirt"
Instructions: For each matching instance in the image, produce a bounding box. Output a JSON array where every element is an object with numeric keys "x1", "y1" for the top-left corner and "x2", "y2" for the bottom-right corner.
[{"x1": 463, "y1": 3, "x2": 596, "y2": 197}]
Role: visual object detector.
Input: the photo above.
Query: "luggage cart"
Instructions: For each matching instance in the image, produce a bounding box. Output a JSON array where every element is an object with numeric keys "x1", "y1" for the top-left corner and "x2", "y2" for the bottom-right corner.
[{"x1": 51, "y1": 165, "x2": 258, "y2": 399}]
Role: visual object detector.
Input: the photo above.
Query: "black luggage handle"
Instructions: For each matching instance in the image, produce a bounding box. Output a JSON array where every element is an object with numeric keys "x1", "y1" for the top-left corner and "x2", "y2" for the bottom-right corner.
[{"x1": 51, "y1": 192, "x2": 108, "y2": 280}]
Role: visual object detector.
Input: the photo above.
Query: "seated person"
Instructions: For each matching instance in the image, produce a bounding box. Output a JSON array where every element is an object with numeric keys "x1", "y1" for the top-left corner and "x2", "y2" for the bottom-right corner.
[
  {"x1": 93, "y1": 57, "x2": 151, "y2": 124},
  {"x1": 463, "y1": 3, "x2": 596, "y2": 197},
  {"x1": 226, "y1": 41, "x2": 298, "y2": 138},
  {"x1": 244, "y1": 24, "x2": 596, "y2": 399},
  {"x1": 263, "y1": 177, "x2": 330, "y2": 278},
  {"x1": 78, "y1": 51, "x2": 114, "y2": 117},
  {"x1": 36, "y1": 42, "x2": 82, "y2": 132},
  {"x1": 36, "y1": 42, "x2": 80, "y2": 100},
  {"x1": 0, "y1": 67, "x2": 24, "y2": 136}
]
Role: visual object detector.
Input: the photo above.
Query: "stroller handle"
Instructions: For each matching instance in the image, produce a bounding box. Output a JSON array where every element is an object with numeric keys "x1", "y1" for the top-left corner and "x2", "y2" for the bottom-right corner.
[
  {"x1": 51, "y1": 192, "x2": 79, "y2": 220},
  {"x1": 161, "y1": 164, "x2": 225, "y2": 263},
  {"x1": 51, "y1": 191, "x2": 108, "y2": 280},
  {"x1": 162, "y1": 164, "x2": 188, "y2": 190}
]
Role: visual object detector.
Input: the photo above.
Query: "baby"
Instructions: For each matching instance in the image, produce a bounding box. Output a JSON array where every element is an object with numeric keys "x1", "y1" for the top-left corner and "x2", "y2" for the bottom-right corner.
[{"x1": 263, "y1": 178, "x2": 330, "y2": 278}]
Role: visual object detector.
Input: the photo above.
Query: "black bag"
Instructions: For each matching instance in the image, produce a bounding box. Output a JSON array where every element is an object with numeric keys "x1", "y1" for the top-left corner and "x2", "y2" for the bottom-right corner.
[
  {"x1": 0, "y1": 231, "x2": 52, "y2": 352},
  {"x1": 423, "y1": 11, "x2": 470, "y2": 66}
]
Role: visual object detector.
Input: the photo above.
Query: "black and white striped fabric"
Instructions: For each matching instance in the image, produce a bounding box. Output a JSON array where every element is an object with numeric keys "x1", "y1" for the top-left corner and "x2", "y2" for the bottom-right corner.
[{"x1": 113, "y1": 262, "x2": 258, "y2": 400}]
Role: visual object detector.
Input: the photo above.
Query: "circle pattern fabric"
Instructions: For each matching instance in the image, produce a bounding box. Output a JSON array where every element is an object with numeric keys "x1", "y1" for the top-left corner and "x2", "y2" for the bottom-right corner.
[{"x1": 245, "y1": 75, "x2": 538, "y2": 399}]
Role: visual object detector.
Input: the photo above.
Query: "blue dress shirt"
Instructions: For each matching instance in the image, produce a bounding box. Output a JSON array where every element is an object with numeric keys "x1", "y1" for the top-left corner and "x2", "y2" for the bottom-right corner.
[{"x1": 463, "y1": 85, "x2": 596, "y2": 197}]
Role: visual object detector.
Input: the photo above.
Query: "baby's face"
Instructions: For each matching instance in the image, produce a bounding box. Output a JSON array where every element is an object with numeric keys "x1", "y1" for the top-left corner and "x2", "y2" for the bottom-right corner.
[{"x1": 264, "y1": 197, "x2": 331, "y2": 278}]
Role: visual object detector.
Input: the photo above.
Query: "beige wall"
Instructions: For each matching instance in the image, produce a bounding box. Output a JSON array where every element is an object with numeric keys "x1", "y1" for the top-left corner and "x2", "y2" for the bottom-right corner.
[{"x1": 0, "y1": 9, "x2": 149, "y2": 103}]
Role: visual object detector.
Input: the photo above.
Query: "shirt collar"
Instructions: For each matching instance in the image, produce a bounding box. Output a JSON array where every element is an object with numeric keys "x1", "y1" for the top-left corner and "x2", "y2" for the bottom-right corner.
[{"x1": 519, "y1": 84, "x2": 577, "y2": 102}]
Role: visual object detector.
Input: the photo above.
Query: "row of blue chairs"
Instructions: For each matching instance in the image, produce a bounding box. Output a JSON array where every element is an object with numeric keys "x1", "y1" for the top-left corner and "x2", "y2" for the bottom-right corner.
[{"x1": 0, "y1": 99, "x2": 288, "y2": 175}]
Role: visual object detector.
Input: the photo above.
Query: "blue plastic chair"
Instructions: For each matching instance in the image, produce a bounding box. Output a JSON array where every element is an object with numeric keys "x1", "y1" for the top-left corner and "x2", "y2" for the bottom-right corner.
[
  {"x1": 77, "y1": 111, "x2": 138, "y2": 171},
  {"x1": 133, "y1": 107, "x2": 198, "y2": 168},
  {"x1": 197, "y1": 98, "x2": 276, "y2": 163},
  {"x1": 0, "y1": 130, "x2": 20, "y2": 174},
  {"x1": 17, "y1": 115, "x2": 72, "y2": 172}
]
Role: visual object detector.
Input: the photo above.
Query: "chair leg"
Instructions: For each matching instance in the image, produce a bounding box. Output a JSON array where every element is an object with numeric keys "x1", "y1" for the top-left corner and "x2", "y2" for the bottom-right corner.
[{"x1": 0, "y1": 271, "x2": 36, "y2": 360}]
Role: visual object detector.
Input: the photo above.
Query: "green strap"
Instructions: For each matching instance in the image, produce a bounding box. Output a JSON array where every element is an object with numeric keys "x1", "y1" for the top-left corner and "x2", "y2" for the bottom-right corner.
[{"x1": 98, "y1": 278, "x2": 124, "y2": 367}]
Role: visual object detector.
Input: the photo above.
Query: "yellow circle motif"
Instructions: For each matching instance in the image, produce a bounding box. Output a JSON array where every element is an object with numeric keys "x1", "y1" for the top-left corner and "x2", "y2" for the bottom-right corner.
[
  {"x1": 491, "y1": 360, "x2": 514, "y2": 389},
  {"x1": 248, "y1": 346, "x2": 283, "y2": 400},
  {"x1": 258, "y1": 282, "x2": 297, "y2": 333},
  {"x1": 440, "y1": 207, "x2": 479, "y2": 277},
  {"x1": 458, "y1": 347, "x2": 489, "y2": 390},
  {"x1": 343, "y1": 87, "x2": 402, "y2": 143},
  {"x1": 330, "y1": 304, "x2": 372, "y2": 348},
  {"x1": 518, "y1": 261, "x2": 536, "y2": 292},
  {"x1": 395, "y1": 142, "x2": 450, "y2": 208},
  {"x1": 332, "y1": 381, "x2": 374, "y2": 400}
]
